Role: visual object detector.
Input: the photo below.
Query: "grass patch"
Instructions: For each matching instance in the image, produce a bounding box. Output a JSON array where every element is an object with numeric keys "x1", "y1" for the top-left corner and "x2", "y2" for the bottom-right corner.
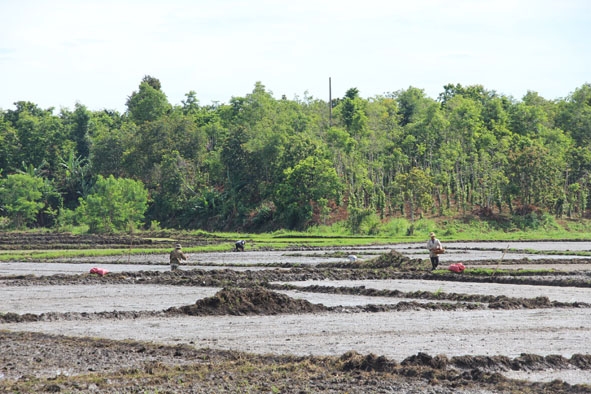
[
  {"x1": 520, "y1": 249, "x2": 591, "y2": 257},
  {"x1": 2, "y1": 216, "x2": 591, "y2": 262},
  {"x1": 463, "y1": 267, "x2": 556, "y2": 276},
  {"x1": 219, "y1": 216, "x2": 591, "y2": 245}
]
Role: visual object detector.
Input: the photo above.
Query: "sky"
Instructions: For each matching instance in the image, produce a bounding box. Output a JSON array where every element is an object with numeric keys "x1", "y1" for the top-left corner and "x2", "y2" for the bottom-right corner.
[{"x1": 1, "y1": 0, "x2": 590, "y2": 113}]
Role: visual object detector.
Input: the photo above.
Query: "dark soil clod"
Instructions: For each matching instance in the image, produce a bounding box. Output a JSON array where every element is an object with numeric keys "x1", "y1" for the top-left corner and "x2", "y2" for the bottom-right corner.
[{"x1": 170, "y1": 287, "x2": 328, "y2": 316}]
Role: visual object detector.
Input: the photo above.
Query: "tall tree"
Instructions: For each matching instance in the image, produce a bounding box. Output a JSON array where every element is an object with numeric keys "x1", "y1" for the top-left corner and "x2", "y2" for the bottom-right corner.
[
  {"x1": 61, "y1": 103, "x2": 91, "y2": 159},
  {"x1": 556, "y1": 84, "x2": 591, "y2": 147},
  {"x1": 395, "y1": 87, "x2": 429, "y2": 127},
  {"x1": 6, "y1": 101, "x2": 72, "y2": 175},
  {"x1": 0, "y1": 114, "x2": 19, "y2": 173},
  {"x1": 126, "y1": 76, "x2": 171, "y2": 124},
  {"x1": 76, "y1": 175, "x2": 148, "y2": 233},
  {"x1": 0, "y1": 173, "x2": 46, "y2": 228},
  {"x1": 393, "y1": 167, "x2": 434, "y2": 222},
  {"x1": 274, "y1": 155, "x2": 343, "y2": 229}
]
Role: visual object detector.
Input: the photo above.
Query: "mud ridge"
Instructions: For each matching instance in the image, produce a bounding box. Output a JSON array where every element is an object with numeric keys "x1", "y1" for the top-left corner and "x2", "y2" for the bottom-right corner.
[
  {"x1": 167, "y1": 286, "x2": 328, "y2": 316},
  {"x1": 4, "y1": 285, "x2": 589, "y2": 326},
  {"x1": 0, "y1": 232, "x2": 159, "y2": 250},
  {"x1": 2, "y1": 331, "x2": 589, "y2": 394},
  {"x1": 0, "y1": 301, "x2": 481, "y2": 324},
  {"x1": 343, "y1": 351, "x2": 591, "y2": 392},
  {"x1": 318, "y1": 249, "x2": 426, "y2": 270},
  {"x1": 271, "y1": 284, "x2": 591, "y2": 309},
  {"x1": 2, "y1": 264, "x2": 591, "y2": 289},
  {"x1": 0, "y1": 231, "x2": 225, "y2": 251}
]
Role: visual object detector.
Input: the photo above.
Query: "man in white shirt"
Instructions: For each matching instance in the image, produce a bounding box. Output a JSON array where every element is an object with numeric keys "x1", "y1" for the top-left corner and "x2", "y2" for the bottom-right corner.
[{"x1": 426, "y1": 232, "x2": 442, "y2": 270}]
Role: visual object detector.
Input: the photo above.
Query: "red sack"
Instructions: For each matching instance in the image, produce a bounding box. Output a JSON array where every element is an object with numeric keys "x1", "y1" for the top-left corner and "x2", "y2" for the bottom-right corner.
[
  {"x1": 90, "y1": 267, "x2": 109, "y2": 276},
  {"x1": 448, "y1": 263, "x2": 465, "y2": 273}
]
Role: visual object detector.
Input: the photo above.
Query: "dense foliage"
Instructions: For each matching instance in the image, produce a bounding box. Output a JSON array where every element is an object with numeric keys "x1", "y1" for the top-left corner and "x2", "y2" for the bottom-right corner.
[{"x1": 1, "y1": 76, "x2": 591, "y2": 233}]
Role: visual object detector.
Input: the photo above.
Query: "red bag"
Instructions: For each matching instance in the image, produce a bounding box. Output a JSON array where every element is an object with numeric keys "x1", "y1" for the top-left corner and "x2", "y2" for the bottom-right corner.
[
  {"x1": 90, "y1": 267, "x2": 109, "y2": 276},
  {"x1": 448, "y1": 263, "x2": 465, "y2": 273}
]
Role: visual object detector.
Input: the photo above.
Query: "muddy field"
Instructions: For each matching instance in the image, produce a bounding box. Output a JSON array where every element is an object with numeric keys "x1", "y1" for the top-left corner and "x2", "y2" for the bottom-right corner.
[{"x1": 1, "y1": 233, "x2": 591, "y2": 393}]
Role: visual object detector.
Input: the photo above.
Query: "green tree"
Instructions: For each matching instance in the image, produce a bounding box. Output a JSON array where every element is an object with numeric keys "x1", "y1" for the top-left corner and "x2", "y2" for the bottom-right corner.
[
  {"x1": 122, "y1": 111, "x2": 205, "y2": 182},
  {"x1": 338, "y1": 87, "x2": 368, "y2": 136},
  {"x1": 147, "y1": 151, "x2": 201, "y2": 228},
  {"x1": 438, "y1": 83, "x2": 494, "y2": 108},
  {"x1": 0, "y1": 115, "x2": 19, "y2": 173},
  {"x1": 395, "y1": 87, "x2": 430, "y2": 127},
  {"x1": 507, "y1": 141, "x2": 562, "y2": 209},
  {"x1": 89, "y1": 114, "x2": 135, "y2": 178},
  {"x1": 76, "y1": 175, "x2": 148, "y2": 233},
  {"x1": 126, "y1": 76, "x2": 171, "y2": 124},
  {"x1": 216, "y1": 83, "x2": 298, "y2": 225},
  {"x1": 181, "y1": 90, "x2": 200, "y2": 115},
  {"x1": 6, "y1": 101, "x2": 72, "y2": 176},
  {"x1": 567, "y1": 146, "x2": 591, "y2": 216},
  {"x1": 0, "y1": 173, "x2": 45, "y2": 228},
  {"x1": 274, "y1": 155, "x2": 343, "y2": 229},
  {"x1": 393, "y1": 167, "x2": 434, "y2": 222},
  {"x1": 509, "y1": 95, "x2": 552, "y2": 137},
  {"x1": 56, "y1": 151, "x2": 92, "y2": 209},
  {"x1": 61, "y1": 103, "x2": 91, "y2": 159}
]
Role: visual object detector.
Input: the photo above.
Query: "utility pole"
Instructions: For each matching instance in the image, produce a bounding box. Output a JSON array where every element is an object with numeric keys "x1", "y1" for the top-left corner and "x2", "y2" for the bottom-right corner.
[{"x1": 329, "y1": 77, "x2": 332, "y2": 127}]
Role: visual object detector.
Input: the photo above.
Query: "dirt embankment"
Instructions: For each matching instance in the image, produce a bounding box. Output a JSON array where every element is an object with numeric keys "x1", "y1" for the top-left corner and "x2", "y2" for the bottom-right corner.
[
  {"x1": 2, "y1": 330, "x2": 591, "y2": 394},
  {"x1": 0, "y1": 231, "x2": 222, "y2": 250}
]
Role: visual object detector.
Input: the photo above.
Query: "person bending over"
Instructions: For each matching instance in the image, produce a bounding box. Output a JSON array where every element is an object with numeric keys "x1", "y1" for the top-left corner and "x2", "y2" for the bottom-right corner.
[{"x1": 235, "y1": 240, "x2": 246, "y2": 252}]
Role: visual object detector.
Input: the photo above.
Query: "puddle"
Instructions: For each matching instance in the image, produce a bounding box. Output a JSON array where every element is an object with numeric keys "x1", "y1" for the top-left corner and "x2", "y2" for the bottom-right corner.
[
  {"x1": 503, "y1": 370, "x2": 591, "y2": 385},
  {"x1": 1, "y1": 284, "x2": 221, "y2": 314},
  {"x1": 0, "y1": 262, "x2": 272, "y2": 276},
  {"x1": 275, "y1": 290, "x2": 442, "y2": 307},
  {"x1": 277, "y1": 279, "x2": 591, "y2": 303}
]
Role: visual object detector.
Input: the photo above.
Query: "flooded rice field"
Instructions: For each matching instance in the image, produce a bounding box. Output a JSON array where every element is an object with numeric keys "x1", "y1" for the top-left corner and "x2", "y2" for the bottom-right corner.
[
  {"x1": 3, "y1": 240, "x2": 591, "y2": 276},
  {"x1": 1, "y1": 237, "x2": 591, "y2": 393}
]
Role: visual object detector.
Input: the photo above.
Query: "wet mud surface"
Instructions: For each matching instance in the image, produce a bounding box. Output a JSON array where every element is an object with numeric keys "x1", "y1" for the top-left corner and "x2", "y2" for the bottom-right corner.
[{"x1": 1, "y1": 234, "x2": 591, "y2": 393}]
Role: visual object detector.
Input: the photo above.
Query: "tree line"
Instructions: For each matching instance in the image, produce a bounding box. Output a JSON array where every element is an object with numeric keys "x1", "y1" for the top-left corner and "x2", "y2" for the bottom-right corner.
[{"x1": 1, "y1": 76, "x2": 591, "y2": 233}]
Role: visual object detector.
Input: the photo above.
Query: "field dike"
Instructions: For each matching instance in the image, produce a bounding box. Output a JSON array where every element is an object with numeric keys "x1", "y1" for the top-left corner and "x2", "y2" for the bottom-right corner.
[{"x1": 1, "y1": 329, "x2": 590, "y2": 393}]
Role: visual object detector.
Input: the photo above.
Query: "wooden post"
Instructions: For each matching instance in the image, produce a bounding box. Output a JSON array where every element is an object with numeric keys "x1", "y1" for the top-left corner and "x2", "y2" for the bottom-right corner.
[{"x1": 329, "y1": 77, "x2": 332, "y2": 127}]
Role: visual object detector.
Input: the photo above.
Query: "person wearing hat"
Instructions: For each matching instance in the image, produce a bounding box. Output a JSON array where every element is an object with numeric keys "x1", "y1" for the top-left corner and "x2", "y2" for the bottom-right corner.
[
  {"x1": 235, "y1": 240, "x2": 246, "y2": 252},
  {"x1": 427, "y1": 232, "x2": 443, "y2": 270},
  {"x1": 169, "y1": 243, "x2": 188, "y2": 271}
]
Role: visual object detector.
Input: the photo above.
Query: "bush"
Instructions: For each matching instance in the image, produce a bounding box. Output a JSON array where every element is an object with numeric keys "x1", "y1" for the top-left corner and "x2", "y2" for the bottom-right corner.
[
  {"x1": 382, "y1": 218, "x2": 411, "y2": 237},
  {"x1": 0, "y1": 173, "x2": 45, "y2": 229},
  {"x1": 410, "y1": 218, "x2": 437, "y2": 237},
  {"x1": 346, "y1": 208, "x2": 381, "y2": 235},
  {"x1": 245, "y1": 201, "x2": 276, "y2": 230},
  {"x1": 0, "y1": 216, "x2": 10, "y2": 229},
  {"x1": 76, "y1": 175, "x2": 148, "y2": 234}
]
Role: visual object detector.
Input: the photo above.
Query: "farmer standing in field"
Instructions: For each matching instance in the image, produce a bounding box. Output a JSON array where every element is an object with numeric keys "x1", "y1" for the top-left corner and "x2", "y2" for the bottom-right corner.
[
  {"x1": 169, "y1": 243, "x2": 188, "y2": 271},
  {"x1": 427, "y1": 232, "x2": 443, "y2": 270}
]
